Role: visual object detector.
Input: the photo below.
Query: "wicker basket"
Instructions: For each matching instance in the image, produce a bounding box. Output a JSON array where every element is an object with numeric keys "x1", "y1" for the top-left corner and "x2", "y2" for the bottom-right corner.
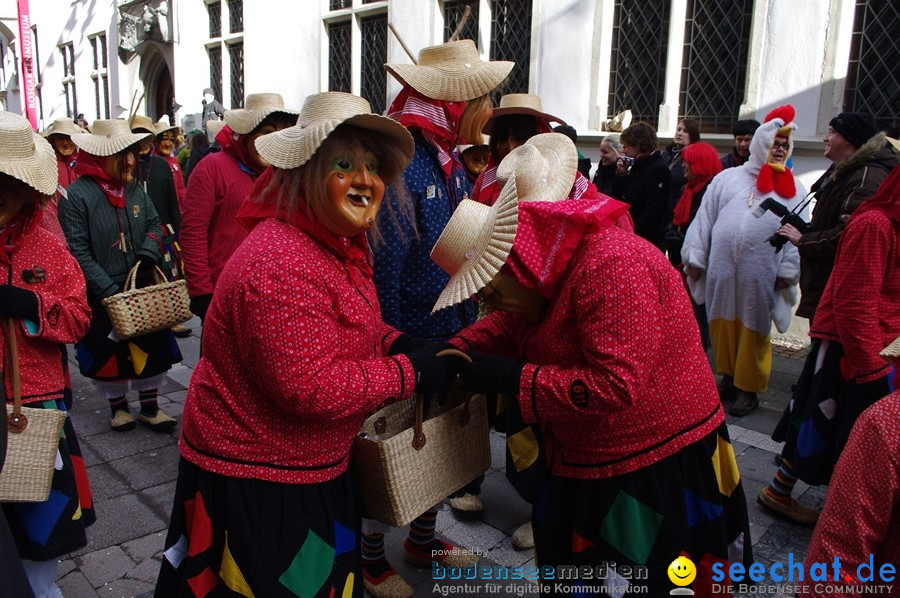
[
  {"x1": 0, "y1": 319, "x2": 67, "y2": 503},
  {"x1": 102, "y1": 263, "x2": 191, "y2": 340},
  {"x1": 354, "y1": 392, "x2": 490, "y2": 527}
]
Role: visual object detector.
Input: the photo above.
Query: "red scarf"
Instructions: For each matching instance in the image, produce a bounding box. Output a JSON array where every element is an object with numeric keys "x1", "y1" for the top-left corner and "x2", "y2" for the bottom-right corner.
[
  {"x1": 215, "y1": 124, "x2": 263, "y2": 177},
  {"x1": 73, "y1": 152, "x2": 126, "y2": 208},
  {"x1": 0, "y1": 203, "x2": 41, "y2": 265},
  {"x1": 388, "y1": 87, "x2": 467, "y2": 182},
  {"x1": 236, "y1": 167, "x2": 373, "y2": 280},
  {"x1": 672, "y1": 142, "x2": 723, "y2": 226},
  {"x1": 503, "y1": 198, "x2": 630, "y2": 300}
]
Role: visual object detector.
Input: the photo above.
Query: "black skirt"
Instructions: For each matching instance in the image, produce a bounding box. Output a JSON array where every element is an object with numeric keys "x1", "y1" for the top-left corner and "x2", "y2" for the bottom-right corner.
[
  {"x1": 772, "y1": 338, "x2": 893, "y2": 485},
  {"x1": 532, "y1": 423, "x2": 751, "y2": 597},
  {"x1": 75, "y1": 294, "x2": 182, "y2": 381},
  {"x1": 156, "y1": 458, "x2": 363, "y2": 597}
]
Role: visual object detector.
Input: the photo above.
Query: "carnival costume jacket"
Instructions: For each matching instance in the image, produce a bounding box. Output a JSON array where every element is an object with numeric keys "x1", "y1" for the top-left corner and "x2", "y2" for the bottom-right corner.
[
  {"x1": 180, "y1": 217, "x2": 415, "y2": 483},
  {"x1": 1, "y1": 214, "x2": 90, "y2": 404},
  {"x1": 450, "y1": 202, "x2": 723, "y2": 479}
]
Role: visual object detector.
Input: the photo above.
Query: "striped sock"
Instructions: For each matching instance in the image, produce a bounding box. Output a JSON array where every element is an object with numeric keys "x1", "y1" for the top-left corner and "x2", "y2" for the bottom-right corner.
[
  {"x1": 138, "y1": 389, "x2": 159, "y2": 416},
  {"x1": 361, "y1": 533, "x2": 394, "y2": 582},
  {"x1": 407, "y1": 507, "x2": 440, "y2": 548},
  {"x1": 768, "y1": 457, "x2": 798, "y2": 502},
  {"x1": 108, "y1": 395, "x2": 128, "y2": 416}
]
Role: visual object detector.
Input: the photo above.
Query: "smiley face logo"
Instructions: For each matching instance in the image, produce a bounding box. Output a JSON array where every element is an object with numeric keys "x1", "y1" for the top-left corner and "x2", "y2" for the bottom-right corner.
[{"x1": 667, "y1": 556, "x2": 696, "y2": 586}]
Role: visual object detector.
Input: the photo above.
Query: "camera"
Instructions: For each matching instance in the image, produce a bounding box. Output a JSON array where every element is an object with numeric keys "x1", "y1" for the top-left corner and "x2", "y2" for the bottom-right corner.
[
  {"x1": 751, "y1": 197, "x2": 809, "y2": 252},
  {"x1": 622, "y1": 156, "x2": 635, "y2": 167}
]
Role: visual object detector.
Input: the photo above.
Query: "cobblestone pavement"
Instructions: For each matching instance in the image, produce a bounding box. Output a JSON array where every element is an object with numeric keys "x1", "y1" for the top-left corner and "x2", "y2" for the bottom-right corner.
[{"x1": 50, "y1": 320, "x2": 821, "y2": 597}]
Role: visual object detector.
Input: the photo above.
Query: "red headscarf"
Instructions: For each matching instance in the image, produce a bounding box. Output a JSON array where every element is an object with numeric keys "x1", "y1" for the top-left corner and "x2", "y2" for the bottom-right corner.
[
  {"x1": 672, "y1": 142, "x2": 723, "y2": 226},
  {"x1": 215, "y1": 124, "x2": 264, "y2": 177},
  {"x1": 388, "y1": 87, "x2": 467, "y2": 182},
  {"x1": 236, "y1": 167, "x2": 373, "y2": 280},
  {"x1": 73, "y1": 152, "x2": 127, "y2": 208},
  {"x1": 503, "y1": 197, "x2": 630, "y2": 300}
]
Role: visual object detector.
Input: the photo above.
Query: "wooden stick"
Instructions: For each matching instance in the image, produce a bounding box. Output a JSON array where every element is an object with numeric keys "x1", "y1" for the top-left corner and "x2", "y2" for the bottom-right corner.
[
  {"x1": 388, "y1": 23, "x2": 417, "y2": 64},
  {"x1": 448, "y1": 5, "x2": 473, "y2": 42}
]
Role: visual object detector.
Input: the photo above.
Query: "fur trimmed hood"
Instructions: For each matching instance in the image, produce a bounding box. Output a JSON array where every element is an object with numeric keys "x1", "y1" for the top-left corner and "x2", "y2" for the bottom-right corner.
[{"x1": 833, "y1": 131, "x2": 897, "y2": 179}]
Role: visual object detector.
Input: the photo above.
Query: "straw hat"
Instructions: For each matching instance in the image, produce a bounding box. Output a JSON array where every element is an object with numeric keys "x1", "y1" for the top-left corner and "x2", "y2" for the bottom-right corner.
[
  {"x1": 154, "y1": 120, "x2": 179, "y2": 137},
  {"x1": 254, "y1": 91, "x2": 414, "y2": 170},
  {"x1": 483, "y1": 94, "x2": 566, "y2": 134},
  {"x1": 431, "y1": 176, "x2": 519, "y2": 312},
  {"x1": 881, "y1": 335, "x2": 900, "y2": 364},
  {"x1": 206, "y1": 119, "x2": 225, "y2": 139},
  {"x1": 385, "y1": 40, "x2": 514, "y2": 102},
  {"x1": 0, "y1": 111, "x2": 58, "y2": 195},
  {"x1": 71, "y1": 119, "x2": 150, "y2": 156},
  {"x1": 496, "y1": 133, "x2": 577, "y2": 203},
  {"x1": 130, "y1": 114, "x2": 156, "y2": 134},
  {"x1": 224, "y1": 93, "x2": 298, "y2": 135},
  {"x1": 41, "y1": 117, "x2": 84, "y2": 138}
]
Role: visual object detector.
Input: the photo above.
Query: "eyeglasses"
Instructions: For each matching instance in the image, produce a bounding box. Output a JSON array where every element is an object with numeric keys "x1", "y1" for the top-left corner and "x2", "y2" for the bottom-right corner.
[{"x1": 772, "y1": 141, "x2": 790, "y2": 150}]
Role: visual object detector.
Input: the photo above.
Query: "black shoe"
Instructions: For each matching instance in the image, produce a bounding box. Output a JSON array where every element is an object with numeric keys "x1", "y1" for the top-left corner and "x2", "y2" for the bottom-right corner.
[
  {"x1": 729, "y1": 391, "x2": 758, "y2": 416},
  {"x1": 717, "y1": 375, "x2": 736, "y2": 402}
]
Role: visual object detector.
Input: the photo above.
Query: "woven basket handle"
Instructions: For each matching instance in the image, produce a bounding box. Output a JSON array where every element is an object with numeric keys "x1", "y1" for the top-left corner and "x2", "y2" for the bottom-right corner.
[
  {"x1": 4, "y1": 318, "x2": 26, "y2": 433},
  {"x1": 124, "y1": 263, "x2": 166, "y2": 291}
]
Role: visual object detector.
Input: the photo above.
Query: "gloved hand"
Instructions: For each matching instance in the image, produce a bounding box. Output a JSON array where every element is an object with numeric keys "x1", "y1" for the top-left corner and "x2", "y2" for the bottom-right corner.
[
  {"x1": 458, "y1": 353, "x2": 524, "y2": 395},
  {"x1": 0, "y1": 285, "x2": 39, "y2": 321},
  {"x1": 406, "y1": 343, "x2": 464, "y2": 396},
  {"x1": 663, "y1": 224, "x2": 684, "y2": 249},
  {"x1": 190, "y1": 294, "x2": 213, "y2": 320},
  {"x1": 388, "y1": 333, "x2": 431, "y2": 356},
  {"x1": 136, "y1": 254, "x2": 158, "y2": 272}
]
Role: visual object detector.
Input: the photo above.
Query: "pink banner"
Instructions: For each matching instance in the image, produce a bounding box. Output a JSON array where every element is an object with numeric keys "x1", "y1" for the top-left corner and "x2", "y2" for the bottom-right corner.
[{"x1": 16, "y1": 0, "x2": 38, "y2": 128}]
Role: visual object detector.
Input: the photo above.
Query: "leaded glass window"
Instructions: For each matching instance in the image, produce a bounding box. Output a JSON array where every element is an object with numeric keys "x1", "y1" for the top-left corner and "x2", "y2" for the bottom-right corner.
[
  {"x1": 444, "y1": 0, "x2": 479, "y2": 43},
  {"x1": 229, "y1": 42, "x2": 244, "y2": 109},
  {"x1": 329, "y1": 21, "x2": 352, "y2": 93},
  {"x1": 490, "y1": 0, "x2": 531, "y2": 96},
  {"x1": 845, "y1": 0, "x2": 900, "y2": 131},
  {"x1": 361, "y1": 14, "x2": 388, "y2": 114}
]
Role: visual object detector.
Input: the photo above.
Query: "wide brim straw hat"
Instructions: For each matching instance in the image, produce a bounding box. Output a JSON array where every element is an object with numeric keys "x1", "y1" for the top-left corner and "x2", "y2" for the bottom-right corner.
[
  {"x1": 41, "y1": 117, "x2": 85, "y2": 138},
  {"x1": 224, "y1": 93, "x2": 298, "y2": 135},
  {"x1": 483, "y1": 93, "x2": 566, "y2": 134},
  {"x1": 881, "y1": 335, "x2": 900, "y2": 364},
  {"x1": 0, "y1": 111, "x2": 58, "y2": 195},
  {"x1": 206, "y1": 120, "x2": 226, "y2": 139},
  {"x1": 496, "y1": 133, "x2": 577, "y2": 202},
  {"x1": 255, "y1": 91, "x2": 415, "y2": 170},
  {"x1": 71, "y1": 119, "x2": 150, "y2": 156},
  {"x1": 154, "y1": 120, "x2": 179, "y2": 137},
  {"x1": 385, "y1": 39, "x2": 514, "y2": 102},
  {"x1": 431, "y1": 176, "x2": 519, "y2": 313},
  {"x1": 130, "y1": 114, "x2": 156, "y2": 134}
]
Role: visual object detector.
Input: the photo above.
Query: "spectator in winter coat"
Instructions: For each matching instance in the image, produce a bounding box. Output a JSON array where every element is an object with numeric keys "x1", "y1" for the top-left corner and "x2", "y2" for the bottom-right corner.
[
  {"x1": 0, "y1": 111, "x2": 94, "y2": 598},
  {"x1": 431, "y1": 159, "x2": 751, "y2": 597},
  {"x1": 180, "y1": 93, "x2": 297, "y2": 321},
  {"x1": 721, "y1": 119, "x2": 761, "y2": 169},
  {"x1": 155, "y1": 91, "x2": 453, "y2": 598},
  {"x1": 591, "y1": 133, "x2": 622, "y2": 196},
  {"x1": 777, "y1": 111, "x2": 897, "y2": 321}
]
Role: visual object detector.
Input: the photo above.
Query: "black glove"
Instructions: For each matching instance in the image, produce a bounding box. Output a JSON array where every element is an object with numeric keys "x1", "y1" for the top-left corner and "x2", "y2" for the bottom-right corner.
[
  {"x1": 136, "y1": 255, "x2": 158, "y2": 273},
  {"x1": 388, "y1": 333, "x2": 431, "y2": 356},
  {"x1": 458, "y1": 354, "x2": 524, "y2": 395},
  {"x1": 406, "y1": 343, "x2": 465, "y2": 396},
  {"x1": 190, "y1": 294, "x2": 213, "y2": 320},
  {"x1": 663, "y1": 224, "x2": 684, "y2": 249},
  {"x1": 0, "y1": 285, "x2": 39, "y2": 321}
]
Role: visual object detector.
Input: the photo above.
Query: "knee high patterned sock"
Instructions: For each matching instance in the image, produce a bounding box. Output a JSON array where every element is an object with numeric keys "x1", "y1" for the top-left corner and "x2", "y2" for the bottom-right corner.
[
  {"x1": 108, "y1": 395, "x2": 128, "y2": 416},
  {"x1": 138, "y1": 389, "x2": 160, "y2": 416},
  {"x1": 406, "y1": 507, "x2": 447, "y2": 555},
  {"x1": 768, "y1": 457, "x2": 799, "y2": 501},
  {"x1": 361, "y1": 532, "x2": 395, "y2": 582}
]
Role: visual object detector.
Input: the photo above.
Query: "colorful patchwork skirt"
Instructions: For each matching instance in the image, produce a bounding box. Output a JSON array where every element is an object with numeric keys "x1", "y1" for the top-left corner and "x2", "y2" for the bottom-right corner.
[
  {"x1": 2, "y1": 399, "x2": 95, "y2": 561},
  {"x1": 772, "y1": 339, "x2": 894, "y2": 486},
  {"x1": 75, "y1": 294, "x2": 182, "y2": 381},
  {"x1": 532, "y1": 423, "x2": 750, "y2": 597},
  {"x1": 155, "y1": 458, "x2": 362, "y2": 598}
]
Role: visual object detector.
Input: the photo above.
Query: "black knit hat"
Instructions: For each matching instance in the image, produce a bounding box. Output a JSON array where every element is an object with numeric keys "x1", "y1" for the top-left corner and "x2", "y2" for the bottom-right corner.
[
  {"x1": 829, "y1": 112, "x2": 879, "y2": 148},
  {"x1": 733, "y1": 119, "x2": 760, "y2": 136}
]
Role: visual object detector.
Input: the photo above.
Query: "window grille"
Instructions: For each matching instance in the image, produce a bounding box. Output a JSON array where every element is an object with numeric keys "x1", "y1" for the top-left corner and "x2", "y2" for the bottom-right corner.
[
  {"x1": 90, "y1": 33, "x2": 109, "y2": 119},
  {"x1": 844, "y1": 0, "x2": 900, "y2": 131},
  {"x1": 229, "y1": 42, "x2": 244, "y2": 109},
  {"x1": 328, "y1": 21, "x2": 352, "y2": 93},
  {"x1": 444, "y1": 0, "x2": 480, "y2": 43},
  {"x1": 330, "y1": 0, "x2": 351, "y2": 10},
  {"x1": 490, "y1": 0, "x2": 531, "y2": 98},
  {"x1": 60, "y1": 43, "x2": 77, "y2": 119},
  {"x1": 608, "y1": 0, "x2": 669, "y2": 129},
  {"x1": 361, "y1": 14, "x2": 388, "y2": 114},
  {"x1": 678, "y1": 0, "x2": 753, "y2": 134},
  {"x1": 228, "y1": 0, "x2": 243, "y2": 33},
  {"x1": 208, "y1": 46, "x2": 223, "y2": 101},
  {"x1": 208, "y1": 1, "x2": 221, "y2": 37}
]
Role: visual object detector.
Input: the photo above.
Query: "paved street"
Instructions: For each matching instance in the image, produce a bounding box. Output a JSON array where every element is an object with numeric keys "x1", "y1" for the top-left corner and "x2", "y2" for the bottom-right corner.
[{"x1": 53, "y1": 318, "x2": 822, "y2": 597}]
